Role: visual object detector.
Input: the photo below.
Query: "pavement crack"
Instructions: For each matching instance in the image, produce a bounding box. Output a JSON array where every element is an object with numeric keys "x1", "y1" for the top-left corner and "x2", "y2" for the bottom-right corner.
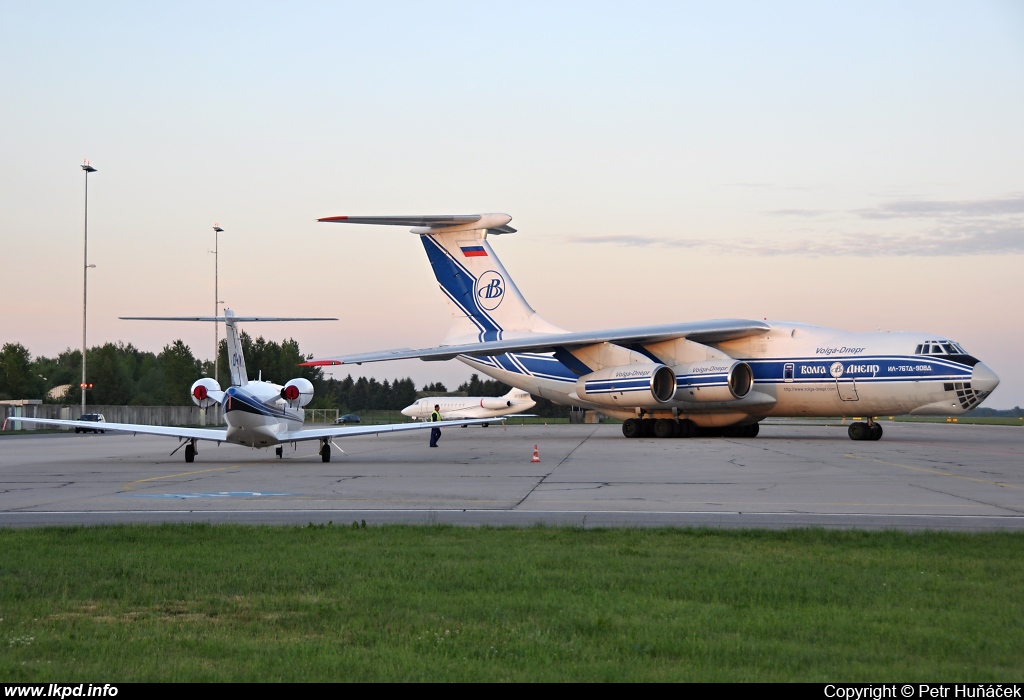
[
  {"x1": 910, "y1": 483, "x2": 1024, "y2": 515},
  {"x1": 511, "y1": 427, "x2": 598, "y2": 510}
]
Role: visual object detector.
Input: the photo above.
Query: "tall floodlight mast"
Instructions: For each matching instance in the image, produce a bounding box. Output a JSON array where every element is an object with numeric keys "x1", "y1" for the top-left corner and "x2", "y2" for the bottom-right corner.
[
  {"x1": 212, "y1": 224, "x2": 224, "y2": 385},
  {"x1": 80, "y1": 161, "x2": 97, "y2": 414}
]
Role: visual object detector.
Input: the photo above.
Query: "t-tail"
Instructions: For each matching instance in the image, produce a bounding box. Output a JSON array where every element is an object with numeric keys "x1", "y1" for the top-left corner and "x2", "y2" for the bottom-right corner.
[
  {"x1": 119, "y1": 310, "x2": 338, "y2": 388},
  {"x1": 318, "y1": 214, "x2": 564, "y2": 344}
]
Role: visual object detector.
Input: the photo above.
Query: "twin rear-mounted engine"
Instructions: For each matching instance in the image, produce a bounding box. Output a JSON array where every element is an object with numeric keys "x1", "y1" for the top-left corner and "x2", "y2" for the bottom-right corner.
[
  {"x1": 574, "y1": 360, "x2": 753, "y2": 408},
  {"x1": 280, "y1": 378, "x2": 314, "y2": 407},
  {"x1": 190, "y1": 377, "x2": 315, "y2": 408},
  {"x1": 190, "y1": 378, "x2": 224, "y2": 408},
  {"x1": 480, "y1": 397, "x2": 513, "y2": 410}
]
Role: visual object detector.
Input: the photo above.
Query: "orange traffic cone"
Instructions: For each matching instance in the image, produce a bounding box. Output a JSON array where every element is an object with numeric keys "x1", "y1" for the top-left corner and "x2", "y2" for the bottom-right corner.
[{"x1": 531, "y1": 444, "x2": 541, "y2": 463}]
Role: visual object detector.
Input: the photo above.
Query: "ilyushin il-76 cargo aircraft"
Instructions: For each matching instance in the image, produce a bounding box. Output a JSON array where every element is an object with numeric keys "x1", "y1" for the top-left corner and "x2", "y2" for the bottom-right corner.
[
  {"x1": 306, "y1": 214, "x2": 1000, "y2": 442},
  {"x1": 7, "y1": 310, "x2": 489, "y2": 461}
]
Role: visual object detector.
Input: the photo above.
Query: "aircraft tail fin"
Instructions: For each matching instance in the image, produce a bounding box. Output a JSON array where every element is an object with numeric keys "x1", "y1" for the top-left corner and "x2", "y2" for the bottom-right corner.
[
  {"x1": 318, "y1": 213, "x2": 565, "y2": 344},
  {"x1": 222, "y1": 310, "x2": 248, "y2": 387}
]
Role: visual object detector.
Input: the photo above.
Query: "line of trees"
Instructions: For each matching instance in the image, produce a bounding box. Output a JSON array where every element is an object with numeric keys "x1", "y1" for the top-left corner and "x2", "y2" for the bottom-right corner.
[
  {"x1": 0, "y1": 340, "x2": 569, "y2": 415},
  {"x1": 0, "y1": 335, "x2": 323, "y2": 407}
]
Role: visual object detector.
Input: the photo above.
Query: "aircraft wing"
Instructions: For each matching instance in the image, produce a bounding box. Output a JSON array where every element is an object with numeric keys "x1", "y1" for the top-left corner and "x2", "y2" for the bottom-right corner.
[
  {"x1": 4, "y1": 417, "x2": 227, "y2": 442},
  {"x1": 278, "y1": 417, "x2": 495, "y2": 441},
  {"x1": 303, "y1": 319, "x2": 771, "y2": 365}
]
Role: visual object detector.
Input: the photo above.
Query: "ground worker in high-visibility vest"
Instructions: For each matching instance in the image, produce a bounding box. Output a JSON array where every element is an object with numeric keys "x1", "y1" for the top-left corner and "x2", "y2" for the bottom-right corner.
[{"x1": 429, "y1": 404, "x2": 442, "y2": 447}]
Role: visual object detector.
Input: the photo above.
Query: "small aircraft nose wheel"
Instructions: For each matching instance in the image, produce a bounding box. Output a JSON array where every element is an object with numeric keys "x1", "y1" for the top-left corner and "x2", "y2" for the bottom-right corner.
[
  {"x1": 275, "y1": 446, "x2": 284, "y2": 459},
  {"x1": 184, "y1": 441, "x2": 197, "y2": 463}
]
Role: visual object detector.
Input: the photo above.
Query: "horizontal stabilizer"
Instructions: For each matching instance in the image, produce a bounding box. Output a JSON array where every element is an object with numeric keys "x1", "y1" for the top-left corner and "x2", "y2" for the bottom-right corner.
[
  {"x1": 318, "y1": 213, "x2": 515, "y2": 235},
  {"x1": 121, "y1": 316, "x2": 337, "y2": 323}
]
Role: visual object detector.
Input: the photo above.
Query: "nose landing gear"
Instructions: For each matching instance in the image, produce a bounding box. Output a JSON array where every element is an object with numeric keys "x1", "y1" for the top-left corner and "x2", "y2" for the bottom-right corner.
[{"x1": 848, "y1": 419, "x2": 883, "y2": 441}]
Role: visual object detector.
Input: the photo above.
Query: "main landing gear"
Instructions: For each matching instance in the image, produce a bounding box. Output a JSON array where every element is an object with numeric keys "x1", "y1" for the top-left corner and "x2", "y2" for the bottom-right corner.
[
  {"x1": 622, "y1": 418, "x2": 760, "y2": 439},
  {"x1": 320, "y1": 439, "x2": 332, "y2": 463},
  {"x1": 848, "y1": 420, "x2": 883, "y2": 441},
  {"x1": 276, "y1": 446, "x2": 284, "y2": 459},
  {"x1": 184, "y1": 440, "x2": 198, "y2": 463}
]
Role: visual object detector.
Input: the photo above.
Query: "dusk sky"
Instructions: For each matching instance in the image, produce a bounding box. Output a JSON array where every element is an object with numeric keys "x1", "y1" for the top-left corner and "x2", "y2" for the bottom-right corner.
[{"x1": 2, "y1": 2, "x2": 1023, "y2": 407}]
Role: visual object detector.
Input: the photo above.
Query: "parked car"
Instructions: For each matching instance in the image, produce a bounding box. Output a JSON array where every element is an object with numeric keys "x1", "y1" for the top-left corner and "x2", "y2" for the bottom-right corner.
[
  {"x1": 334, "y1": 414, "x2": 361, "y2": 424},
  {"x1": 75, "y1": 414, "x2": 106, "y2": 434}
]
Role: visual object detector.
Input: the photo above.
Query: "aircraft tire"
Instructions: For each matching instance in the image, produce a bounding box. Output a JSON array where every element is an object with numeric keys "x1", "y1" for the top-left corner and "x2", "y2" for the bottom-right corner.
[
  {"x1": 654, "y1": 419, "x2": 675, "y2": 439},
  {"x1": 185, "y1": 444, "x2": 195, "y2": 463},
  {"x1": 869, "y1": 423, "x2": 883, "y2": 441},
  {"x1": 848, "y1": 422, "x2": 869, "y2": 441},
  {"x1": 322, "y1": 444, "x2": 331, "y2": 463},
  {"x1": 482, "y1": 423, "x2": 489, "y2": 428},
  {"x1": 748, "y1": 423, "x2": 760, "y2": 438},
  {"x1": 622, "y1": 419, "x2": 642, "y2": 438},
  {"x1": 276, "y1": 446, "x2": 283, "y2": 459},
  {"x1": 641, "y1": 418, "x2": 655, "y2": 437},
  {"x1": 677, "y1": 419, "x2": 697, "y2": 438}
]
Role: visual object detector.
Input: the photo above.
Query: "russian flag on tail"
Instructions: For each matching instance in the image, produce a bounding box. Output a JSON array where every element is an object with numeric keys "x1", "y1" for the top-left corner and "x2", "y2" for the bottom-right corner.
[{"x1": 460, "y1": 245, "x2": 488, "y2": 257}]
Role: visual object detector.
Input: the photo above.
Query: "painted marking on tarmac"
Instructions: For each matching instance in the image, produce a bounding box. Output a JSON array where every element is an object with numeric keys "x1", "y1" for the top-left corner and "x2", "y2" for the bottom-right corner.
[
  {"x1": 125, "y1": 491, "x2": 293, "y2": 500},
  {"x1": 845, "y1": 453, "x2": 1023, "y2": 491},
  {"x1": 122, "y1": 466, "x2": 239, "y2": 492}
]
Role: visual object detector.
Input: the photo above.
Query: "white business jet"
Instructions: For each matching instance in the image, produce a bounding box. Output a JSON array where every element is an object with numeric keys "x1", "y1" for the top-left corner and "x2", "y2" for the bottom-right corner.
[
  {"x1": 402, "y1": 387, "x2": 536, "y2": 425},
  {"x1": 306, "y1": 214, "x2": 1001, "y2": 442},
  {"x1": 7, "y1": 309, "x2": 489, "y2": 461}
]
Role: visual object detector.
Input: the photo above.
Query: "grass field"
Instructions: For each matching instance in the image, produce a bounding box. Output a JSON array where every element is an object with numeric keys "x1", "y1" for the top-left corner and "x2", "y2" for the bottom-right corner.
[{"x1": 1, "y1": 526, "x2": 1022, "y2": 681}]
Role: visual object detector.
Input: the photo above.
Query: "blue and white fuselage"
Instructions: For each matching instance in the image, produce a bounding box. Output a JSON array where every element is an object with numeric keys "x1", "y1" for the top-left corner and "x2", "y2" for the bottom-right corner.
[
  {"x1": 457, "y1": 324, "x2": 997, "y2": 425},
  {"x1": 222, "y1": 383, "x2": 305, "y2": 448}
]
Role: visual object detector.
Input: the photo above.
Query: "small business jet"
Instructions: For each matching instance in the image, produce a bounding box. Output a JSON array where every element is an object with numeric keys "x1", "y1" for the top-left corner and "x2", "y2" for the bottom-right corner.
[
  {"x1": 7, "y1": 309, "x2": 489, "y2": 461},
  {"x1": 402, "y1": 387, "x2": 536, "y2": 425},
  {"x1": 307, "y1": 214, "x2": 1001, "y2": 441}
]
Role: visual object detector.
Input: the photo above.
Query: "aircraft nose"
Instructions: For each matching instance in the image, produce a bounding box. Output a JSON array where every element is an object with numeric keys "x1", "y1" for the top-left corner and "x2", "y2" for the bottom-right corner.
[
  {"x1": 971, "y1": 362, "x2": 1000, "y2": 394},
  {"x1": 401, "y1": 406, "x2": 413, "y2": 417}
]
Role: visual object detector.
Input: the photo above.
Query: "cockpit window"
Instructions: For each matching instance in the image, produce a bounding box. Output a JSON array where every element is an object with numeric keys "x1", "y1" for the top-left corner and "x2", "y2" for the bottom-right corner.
[{"x1": 915, "y1": 340, "x2": 967, "y2": 355}]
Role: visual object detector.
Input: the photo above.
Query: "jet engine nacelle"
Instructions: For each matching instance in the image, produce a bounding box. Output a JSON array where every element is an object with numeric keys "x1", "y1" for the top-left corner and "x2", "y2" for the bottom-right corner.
[
  {"x1": 575, "y1": 363, "x2": 676, "y2": 408},
  {"x1": 480, "y1": 397, "x2": 513, "y2": 410},
  {"x1": 280, "y1": 378, "x2": 314, "y2": 407},
  {"x1": 673, "y1": 360, "x2": 753, "y2": 402},
  {"x1": 190, "y1": 378, "x2": 224, "y2": 408}
]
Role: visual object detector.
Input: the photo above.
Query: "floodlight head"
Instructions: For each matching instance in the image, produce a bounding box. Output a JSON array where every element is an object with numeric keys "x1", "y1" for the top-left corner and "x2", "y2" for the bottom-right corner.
[
  {"x1": 213, "y1": 225, "x2": 224, "y2": 233},
  {"x1": 81, "y1": 164, "x2": 97, "y2": 173}
]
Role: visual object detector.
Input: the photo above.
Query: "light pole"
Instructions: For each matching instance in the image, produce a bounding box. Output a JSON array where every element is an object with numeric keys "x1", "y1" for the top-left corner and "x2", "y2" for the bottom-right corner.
[
  {"x1": 81, "y1": 161, "x2": 97, "y2": 415},
  {"x1": 212, "y1": 224, "x2": 224, "y2": 386}
]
